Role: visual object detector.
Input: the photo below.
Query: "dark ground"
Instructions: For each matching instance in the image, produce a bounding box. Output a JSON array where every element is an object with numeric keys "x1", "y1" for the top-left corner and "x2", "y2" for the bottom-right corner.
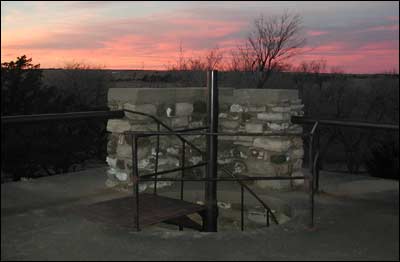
[{"x1": 1, "y1": 168, "x2": 398, "y2": 261}]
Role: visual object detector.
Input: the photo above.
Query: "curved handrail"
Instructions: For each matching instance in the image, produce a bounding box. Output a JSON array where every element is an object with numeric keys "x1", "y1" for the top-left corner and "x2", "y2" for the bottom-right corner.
[
  {"x1": 124, "y1": 109, "x2": 281, "y2": 226},
  {"x1": 219, "y1": 164, "x2": 279, "y2": 225},
  {"x1": 313, "y1": 150, "x2": 320, "y2": 191}
]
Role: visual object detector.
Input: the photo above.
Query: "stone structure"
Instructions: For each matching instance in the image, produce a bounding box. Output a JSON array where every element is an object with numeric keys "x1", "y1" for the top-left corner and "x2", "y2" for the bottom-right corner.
[{"x1": 106, "y1": 88, "x2": 304, "y2": 191}]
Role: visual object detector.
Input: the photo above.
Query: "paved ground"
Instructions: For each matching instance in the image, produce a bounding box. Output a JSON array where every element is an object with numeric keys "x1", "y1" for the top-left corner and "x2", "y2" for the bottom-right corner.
[{"x1": 1, "y1": 168, "x2": 398, "y2": 261}]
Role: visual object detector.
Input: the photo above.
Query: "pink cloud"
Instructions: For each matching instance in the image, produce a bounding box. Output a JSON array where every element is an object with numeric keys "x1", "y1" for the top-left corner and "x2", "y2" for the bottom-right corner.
[{"x1": 307, "y1": 30, "x2": 328, "y2": 36}]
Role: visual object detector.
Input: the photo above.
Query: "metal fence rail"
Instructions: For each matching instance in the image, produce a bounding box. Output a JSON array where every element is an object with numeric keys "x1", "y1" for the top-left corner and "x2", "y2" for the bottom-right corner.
[{"x1": 293, "y1": 116, "x2": 399, "y2": 194}]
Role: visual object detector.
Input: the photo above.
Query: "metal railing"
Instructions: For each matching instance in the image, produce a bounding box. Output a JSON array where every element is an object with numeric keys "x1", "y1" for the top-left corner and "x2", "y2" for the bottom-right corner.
[{"x1": 292, "y1": 116, "x2": 399, "y2": 194}]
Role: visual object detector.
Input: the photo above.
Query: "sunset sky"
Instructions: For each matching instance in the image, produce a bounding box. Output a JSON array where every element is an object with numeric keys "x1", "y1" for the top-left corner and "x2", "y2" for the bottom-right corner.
[{"x1": 1, "y1": 1, "x2": 399, "y2": 73}]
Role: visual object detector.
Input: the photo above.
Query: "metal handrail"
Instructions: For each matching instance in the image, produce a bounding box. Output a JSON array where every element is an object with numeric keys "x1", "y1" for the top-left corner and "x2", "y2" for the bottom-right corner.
[
  {"x1": 1, "y1": 110, "x2": 125, "y2": 124},
  {"x1": 291, "y1": 116, "x2": 399, "y2": 130},
  {"x1": 125, "y1": 109, "x2": 289, "y2": 231},
  {"x1": 1, "y1": 109, "x2": 313, "y2": 231},
  {"x1": 124, "y1": 109, "x2": 206, "y2": 156}
]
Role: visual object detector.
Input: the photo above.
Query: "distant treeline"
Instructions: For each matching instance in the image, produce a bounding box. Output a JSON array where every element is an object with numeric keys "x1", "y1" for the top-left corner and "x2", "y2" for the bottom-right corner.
[{"x1": 1, "y1": 56, "x2": 398, "y2": 182}]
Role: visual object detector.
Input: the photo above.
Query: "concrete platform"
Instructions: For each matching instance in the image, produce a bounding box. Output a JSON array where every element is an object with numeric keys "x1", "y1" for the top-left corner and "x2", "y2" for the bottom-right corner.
[{"x1": 1, "y1": 167, "x2": 399, "y2": 261}]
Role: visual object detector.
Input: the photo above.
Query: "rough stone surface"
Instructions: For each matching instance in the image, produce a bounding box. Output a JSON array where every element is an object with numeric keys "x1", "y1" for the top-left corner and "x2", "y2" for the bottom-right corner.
[
  {"x1": 253, "y1": 137, "x2": 292, "y2": 152},
  {"x1": 220, "y1": 119, "x2": 240, "y2": 130},
  {"x1": 245, "y1": 123, "x2": 263, "y2": 133},
  {"x1": 175, "y1": 103, "x2": 194, "y2": 116},
  {"x1": 257, "y1": 112, "x2": 291, "y2": 122},
  {"x1": 107, "y1": 88, "x2": 303, "y2": 191},
  {"x1": 267, "y1": 122, "x2": 290, "y2": 131},
  {"x1": 107, "y1": 119, "x2": 131, "y2": 133}
]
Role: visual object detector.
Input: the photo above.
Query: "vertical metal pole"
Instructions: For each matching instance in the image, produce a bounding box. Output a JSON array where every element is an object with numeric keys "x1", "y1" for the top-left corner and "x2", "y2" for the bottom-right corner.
[
  {"x1": 266, "y1": 210, "x2": 270, "y2": 227},
  {"x1": 205, "y1": 70, "x2": 219, "y2": 232},
  {"x1": 241, "y1": 185, "x2": 244, "y2": 231},
  {"x1": 179, "y1": 141, "x2": 185, "y2": 231},
  {"x1": 154, "y1": 123, "x2": 160, "y2": 195},
  {"x1": 131, "y1": 134, "x2": 140, "y2": 231},
  {"x1": 179, "y1": 141, "x2": 186, "y2": 231},
  {"x1": 315, "y1": 129, "x2": 320, "y2": 192},
  {"x1": 180, "y1": 141, "x2": 185, "y2": 201},
  {"x1": 308, "y1": 133, "x2": 314, "y2": 228}
]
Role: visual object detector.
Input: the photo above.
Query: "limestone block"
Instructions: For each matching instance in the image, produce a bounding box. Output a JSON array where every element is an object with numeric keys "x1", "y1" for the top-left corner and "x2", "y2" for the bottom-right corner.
[
  {"x1": 157, "y1": 156, "x2": 180, "y2": 168},
  {"x1": 288, "y1": 124, "x2": 303, "y2": 134},
  {"x1": 115, "y1": 170, "x2": 129, "y2": 181},
  {"x1": 291, "y1": 137, "x2": 303, "y2": 148},
  {"x1": 248, "y1": 106, "x2": 266, "y2": 112},
  {"x1": 270, "y1": 154, "x2": 289, "y2": 164},
  {"x1": 116, "y1": 143, "x2": 150, "y2": 160},
  {"x1": 257, "y1": 112, "x2": 291, "y2": 121},
  {"x1": 234, "y1": 141, "x2": 253, "y2": 146},
  {"x1": 292, "y1": 159, "x2": 303, "y2": 170},
  {"x1": 292, "y1": 171, "x2": 305, "y2": 186},
  {"x1": 248, "y1": 148, "x2": 268, "y2": 161},
  {"x1": 171, "y1": 116, "x2": 189, "y2": 128},
  {"x1": 271, "y1": 106, "x2": 292, "y2": 113},
  {"x1": 175, "y1": 102, "x2": 194, "y2": 116},
  {"x1": 116, "y1": 144, "x2": 132, "y2": 158},
  {"x1": 267, "y1": 122, "x2": 290, "y2": 131},
  {"x1": 219, "y1": 113, "x2": 229, "y2": 119},
  {"x1": 230, "y1": 104, "x2": 247, "y2": 113},
  {"x1": 107, "y1": 135, "x2": 119, "y2": 155},
  {"x1": 105, "y1": 178, "x2": 119, "y2": 188},
  {"x1": 236, "y1": 136, "x2": 254, "y2": 142},
  {"x1": 290, "y1": 104, "x2": 304, "y2": 111},
  {"x1": 290, "y1": 99, "x2": 302, "y2": 104},
  {"x1": 290, "y1": 148, "x2": 304, "y2": 159},
  {"x1": 253, "y1": 137, "x2": 291, "y2": 152},
  {"x1": 189, "y1": 121, "x2": 204, "y2": 128},
  {"x1": 123, "y1": 103, "x2": 157, "y2": 120},
  {"x1": 130, "y1": 123, "x2": 158, "y2": 131},
  {"x1": 218, "y1": 135, "x2": 237, "y2": 141},
  {"x1": 189, "y1": 156, "x2": 203, "y2": 165},
  {"x1": 220, "y1": 119, "x2": 240, "y2": 130},
  {"x1": 107, "y1": 119, "x2": 131, "y2": 133},
  {"x1": 245, "y1": 159, "x2": 275, "y2": 175},
  {"x1": 116, "y1": 159, "x2": 125, "y2": 169},
  {"x1": 106, "y1": 157, "x2": 117, "y2": 168},
  {"x1": 245, "y1": 123, "x2": 263, "y2": 133}
]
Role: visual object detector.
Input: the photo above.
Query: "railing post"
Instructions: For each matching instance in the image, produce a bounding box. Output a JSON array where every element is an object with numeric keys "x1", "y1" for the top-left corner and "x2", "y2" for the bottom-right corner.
[
  {"x1": 241, "y1": 185, "x2": 244, "y2": 231},
  {"x1": 205, "y1": 70, "x2": 219, "y2": 232},
  {"x1": 308, "y1": 121, "x2": 318, "y2": 229},
  {"x1": 131, "y1": 134, "x2": 140, "y2": 232},
  {"x1": 154, "y1": 123, "x2": 160, "y2": 195}
]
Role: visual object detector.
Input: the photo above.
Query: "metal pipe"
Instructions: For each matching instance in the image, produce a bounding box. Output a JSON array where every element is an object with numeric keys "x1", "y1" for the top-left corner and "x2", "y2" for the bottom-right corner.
[
  {"x1": 124, "y1": 109, "x2": 206, "y2": 156},
  {"x1": 1, "y1": 110, "x2": 125, "y2": 124},
  {"x1": 308, "y1": 123, "x2": 317, "y2": 229},
  {"x1": 139, "y1": 162, "x2": 208, "y2": 179},
  {"x1": 310, "y1": 151, "x2": 320, "y2": 229},
  {"x1": 180, "y1": 141, "x2": 185, "y2": 201},
  {"x1": 138, "y1": 176, "x2": 307, "y2": 182},
  {"x1": 219, "y1": 167, "x2": 279, "y2": 225},
  {"x1": 241, "y1": 185, "x2": 244, "y2": 231},
  {"x1": 153, "y1": 123, "x2": 160, "y2": 195},
  {"x1": 125, "y1": 131, "x2": 301, "y2": 137},
  {"x1": 205, "y1": 70, "x2": 219, "y2": 232},
  {"x1": 291, "y1": 116, "x2": 399, "y2": 130},
  {"x1": 131, "y1": 134, "x2": 140, "y2": 232}
]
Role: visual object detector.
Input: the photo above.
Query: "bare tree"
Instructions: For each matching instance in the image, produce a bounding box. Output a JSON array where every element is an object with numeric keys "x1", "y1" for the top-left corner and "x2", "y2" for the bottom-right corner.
[
  {"x1": 228, "y1": 42, "x2": 255, "y2": 72},
  {"x1": 166, "y1": 45, "x2": 224, "y2": 71},
  {"x1": 204, "y1": 46, "x2": 224, "y2": 70},
  {"x1": 244, "y1": 11, "x2": 306, "y2": 88}
]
